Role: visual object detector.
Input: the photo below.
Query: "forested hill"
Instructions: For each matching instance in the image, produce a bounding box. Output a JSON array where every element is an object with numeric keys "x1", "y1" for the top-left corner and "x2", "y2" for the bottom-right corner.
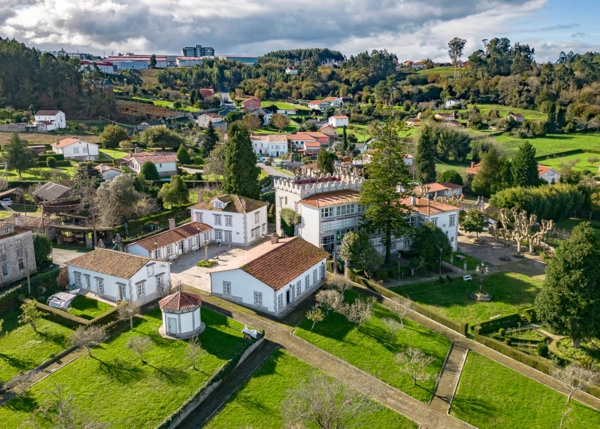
[
  {"x1": 0, "y1": 38, "x2": 116, "y2": 118},
  {"x1": 258, "y1": 48, "x2": 345, "y2": 65}
]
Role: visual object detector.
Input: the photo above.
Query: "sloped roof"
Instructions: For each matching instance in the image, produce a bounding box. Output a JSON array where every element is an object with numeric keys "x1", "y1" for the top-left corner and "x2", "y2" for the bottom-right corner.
[
  {"x1": 53, "y1": 138, "x2": 96, "y2": 149},
  {"x1": 32, "y1": 182, "x2": 72, "y2": 201},
  {"x1": 190, "y1": 194, "x2": 267, "y2": 213},
  {"x1": 67, "y1": 249, "x2": 151, "y2": 279},
  {"x1": 211, "y1": 237, "x2": 329, "y2": 291},
  {"x1": 300, "y1": 189, "x2": 360, "y2": 208},
  {"x1": 123, "y1": 152, "x2": 178, "y2": 164},
  {"x1": 35, "y1": 110, "x2": 62, "y2": 116},
  {"x1": 159, "y1": 291, "x2": 201, "y2": 311},
  {"x1": 128, "y1": 222, "x2": 212, "y2": 251},
  {"x1": 400, "y1": 197, "x2": 461, "y2": 215}
]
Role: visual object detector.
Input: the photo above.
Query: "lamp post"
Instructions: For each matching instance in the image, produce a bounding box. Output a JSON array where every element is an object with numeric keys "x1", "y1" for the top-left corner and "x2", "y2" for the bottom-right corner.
[{"x1": 475, "y1": 262, "x2": 489, "y2": 294}]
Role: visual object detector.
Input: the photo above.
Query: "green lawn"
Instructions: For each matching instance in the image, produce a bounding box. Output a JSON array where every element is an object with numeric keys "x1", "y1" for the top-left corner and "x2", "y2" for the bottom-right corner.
[
  {"x1": 206, "y1": 348, "x2": 417, "y2": 429},
  {"x1": 435, "y1": 161, "x2": 469, "y2": 178},
  {"x1": 3, "y1": 166, "x2": 74, "y2": 181},
  {"x1": 538, "y1": 152, "x2": 600, "y2": 173},
  {"x1": 416, "y1": 66, "x2": 456, "y2": 77},
  {"x1": 391, "y1": 272, "x2": 544, "y2": 325},
  {"x1": 468, "y1": 103, "x2": 546, "y2": 121},
  {"x1": 130, "y1": 96, "x2": 199, "y2": 113},
  {"x1": 100, "y1": 149, "x2": 130, "y2": 160},
  {"x1": 66, "y1": 295, "x2": 114, "y2": 320},
  {"x1": 0, "y1": 310, "x2": 74, "y2": 382},
  {"x1": 494, "y1": 133, "x2": 600, "y2": 157},
  {"x1": 253, "y1": 122, "x2": 299, "y2": 135},
  {"x1": 260, "y1": 100, "x2": 309, "y2": 111},
  {"x1": 444, "y1": 251, "x2": 483, "y2": 271},
  {"x1": 294, "y1": 293, "x2": 452, "y2": 403},
  {"x1": 0, "y1": 308, "x2": 249, "y2": 429},
  {"x1": 335, "y1": 123, "x2": 372, "y2": 142},
  {"x1": 451, "y1": 352, "x2": 600, "y2": 428}
]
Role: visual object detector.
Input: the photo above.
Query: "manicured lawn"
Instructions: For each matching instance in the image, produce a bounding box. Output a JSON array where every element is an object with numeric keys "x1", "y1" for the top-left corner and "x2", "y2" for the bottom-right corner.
[
  {"x1": 3, "y1": 166, "x2": 74, "y2": 181},
  {"x1": 260, "y1": 100, "x2": 309, "y2": 111},
  {"x1": 538, "y1": 152, "x2": 600, "y2": 173},
  {"x1": 451, "y1": 352, "x2": 600, "y2": 428},
  {"x1": 206, "y1": 348, "x2": 417, "y2": 429},
  {"x1": 416, "y1": 66, "x2": 457, "y2": 77},
  {"x1": 335, "y1": 123, "x2": 372, "y2": 142},
  {"x1": 494, "y1": 133, "x2": 600, "y2": 156},
  {"x1": 444, "y1": 251, "x2": 483, "y2": 271},
  {"x1": 253, "y1": 122, "x2": 299, "y2": 135},
  {"x1": 391, "y1": 272, "x2": 544, "y2": 325},
  {"x1": 0, "y1": 308, "x2": 249, "y2": 429},
  {"x1": 435, "y1": 160, "x2": 469, "y2": 178},
  {"x1": 131, "y1": 96, "x2": 199, "y2": 112},
  {"x1": 0, "y1": 310, "x2": 74, "y2": 383},
  {"x1": 66, "y1": 295, "x2": 114, "y2": 320},
  {"x1": 100, "y1": 149, "x2": 129, "y2": 160},
  {"x1": 294, "y1": 292, "x2": 452, "y2": 403}
]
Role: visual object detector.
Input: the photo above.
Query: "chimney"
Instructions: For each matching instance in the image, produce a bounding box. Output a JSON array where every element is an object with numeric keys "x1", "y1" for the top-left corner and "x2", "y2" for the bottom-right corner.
[
  {"x1": 198, "y1": 191, "x2": 203, "y2": 203},
  {"x1": 13, "y1": 214, "x2": 21, "y2": 226},
  {"x1": 471, "y1": 161, "x2": 475, "y2": 168},
  {"x1": 168, "y1": 218, "x2": 176, "y2": 230},
  {"x1": 129, "y1": 151, "x2": 133, "y2": 157},
  {"x1": 241, "y1": 199, "x2": 246, "y2": 212},
  {"x1": 271, "y1": 232, "x2": 279, "y2": 244}
]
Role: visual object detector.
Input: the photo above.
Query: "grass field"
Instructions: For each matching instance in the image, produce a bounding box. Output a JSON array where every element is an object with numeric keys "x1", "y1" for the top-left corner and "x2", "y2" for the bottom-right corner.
[
  {"x1": 294, "y1": 292, "x2": 452, "y2": 403},
  {"x1": 0, "y1": 132, "x2": 101, "y2": 146},
  {"x1": 336, "y1": 123, "x2": 372, "y2": 142},
  {"x1": 391, "y1": 272, "x2": 544, "y2": 325},
  {"x1": 100, "y1": 149, "x2": 130, "y2": 160},
  {"x1": 252, "y1": 122, "x2": 299, "y2": 135},
  {"x1": 260, "y1": 100, "x2": 309, "y2": 111},
  {"x1": 131, "y1": 96, "x2": 199, "y2": 113},
  {"x1": 494, "y1": 133, "x2": 600, "y2": 157},
  {"x1": 468, "y1": 103, "x2": 546, "y2": 120},
  {"x1": 3, "y1": 166, "x2": 75, "y2": 181},
  {"x1": 0, "y1": 310, "x2": 74, "y2": 382},
  {"x1": 416, "y1": 66, "x2": 457, "y2": 77},
  {"x1": 205, "y1": 348, "x2": 417, "y2": 429},
  {"x1": 0, "y1": 308, "x2": 249, "y2": 429},
  {"x1": 444, "y1": 251, "x2": 483, "y2": 271},
  {"x1": 66, "y1": 295, "x2": 114, "y2": 320},
  {"x1": 538, "y1": 152, "x2": 600, "y2": 173},
  {"x1": 451, "y1": 352, "x2": 600, "y2": 428}
]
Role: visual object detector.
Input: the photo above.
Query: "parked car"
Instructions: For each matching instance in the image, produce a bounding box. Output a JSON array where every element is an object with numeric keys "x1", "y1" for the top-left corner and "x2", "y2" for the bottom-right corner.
[{"x1": 1, "y1": 198, "x2": 12, "y2": 207}]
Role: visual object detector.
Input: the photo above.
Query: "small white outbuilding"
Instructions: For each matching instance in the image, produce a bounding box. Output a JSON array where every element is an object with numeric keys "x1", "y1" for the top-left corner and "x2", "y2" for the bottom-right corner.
[{"x1": 158, "y1": 291, "x2": 204, "y2": 339}]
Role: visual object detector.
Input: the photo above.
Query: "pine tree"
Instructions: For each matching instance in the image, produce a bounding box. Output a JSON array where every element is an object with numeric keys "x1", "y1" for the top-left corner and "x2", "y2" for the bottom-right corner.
[
  {"x1": 3, "y1": 133, "x2": 36, "y2": 178},
  {"x1": 202, "y1": 121, "x2": 219, "y2": 157},
  {"x1": 471, "y1": 146, "x2": 501, "y2": 197},
  {"x1": 177, "y1": 143, "x2": 191, "y2": 164},
  {"x1": 317, "y1": 149, "x2": 335, "y2": 175},
  {"x1": 535, "y1": 222, "x2": 600, "y2": 348},
  {"x1": 140, "y1": 161, "x2": 160, "y2": 181},
  {"x1": 512, "y1": 141, "x2": 539, "y2": 187},
  {"x1": 222, "y1": 123, "x2": 260, "y2": 199},
  {"x1": 415, "y1": 125, "x2": 437, "y2": 184}
]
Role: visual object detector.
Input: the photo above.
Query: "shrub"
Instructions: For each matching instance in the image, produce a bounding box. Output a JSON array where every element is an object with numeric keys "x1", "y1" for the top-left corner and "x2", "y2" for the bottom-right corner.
[
  {"x1": 196, "y1": 259, "x2": 217, "y2": 268},
  {"x1": 537, "y1": 342, "x2": 549, "y2": 358},
  {"x1": 499, "y1": 328, "x2": 506, "y2": 337},
  {"x1": 505, "y1": 337, "x2": 512, "y2": 345},
  {"x1": 522, "y1": 307, "x2": 537, "y2": 323},
  {"x1": 46, "y1": 156, "x2": 57, "y2": 168}
]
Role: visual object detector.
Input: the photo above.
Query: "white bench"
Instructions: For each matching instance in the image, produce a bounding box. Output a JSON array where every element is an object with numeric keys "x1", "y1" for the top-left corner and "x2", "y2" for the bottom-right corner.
[{"x1": 463, "y1": 275, "x2": 473, "y2": 282}]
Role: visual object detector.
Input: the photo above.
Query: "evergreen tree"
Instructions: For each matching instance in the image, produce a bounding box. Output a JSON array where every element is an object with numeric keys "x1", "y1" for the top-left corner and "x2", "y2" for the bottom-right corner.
[
  {"x1": 202, "y1": 121, "x2": 219, "y2": 157},
  {"x1": 100, "y1": 124, "x2": 129, "y2": 149},
  {"x1": 140, "y1": 161, "x2": 160, "y2": 181},
  {"x1": 415, "y1": 125, "x2": 437, "y2": 184},
  {"x1": 535, "y1": 222, "x2": 600, "y2": 348},
  {"x1": 438, "y1": 169, "x2": 463, "y2": 186},
  {"x1": 73, "y1": 162, "x2": 103, "y2": 188},
  {"x1": 512, "y1": 141, "x2": 539, "y2": 187},
  {"x1": 412, "y1": 222, "x2": 452, "y2": 270},
  {"x1": 471, "y1": 146, "x2": 501, "y2": 197},
  {"x1": 3, "y1": 133, "x2": 36, "y2": 178},
  {"x1": 317, "y1": 149, "x2": 335, "y2": 175},
  {"x1": 158, "y1": 175, "x2": 189, "y2": 207},
  {"x1": 176, "y1": 143, "x2": 191, "y2": 164},
  {"x1": 342, "y1": 126, "x2": 349, "y2": 153},
  {"x1": 222, "y1": 123, "x2": 260, "y2": 199},
  {"x1": 360, "y1": 120, "x2": 413, "y2": 264}
]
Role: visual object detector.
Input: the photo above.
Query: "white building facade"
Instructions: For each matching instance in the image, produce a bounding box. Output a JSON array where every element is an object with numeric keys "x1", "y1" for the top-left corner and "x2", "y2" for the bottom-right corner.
[
  {"x1": 34, "y1": 110, "x2": 66, "y2": 131},
  {"x1": 126, "y1": 221, "x2": 212, "y2": 259},
  {"x1": 250, "y1": 134, "x2": 288, "y2": 157},
  {"x1": 123, "y1": 152, "x2": 178, "y2": 177},
  {"x1": 328, "y1": 115, "x2": 349, "y2": 128},
  {"x1": 159, "y1": 291, "x2": 203, "y2": 339},
  {"x1": 52, "y1": 138, "x2": 100, "y2": 160}
]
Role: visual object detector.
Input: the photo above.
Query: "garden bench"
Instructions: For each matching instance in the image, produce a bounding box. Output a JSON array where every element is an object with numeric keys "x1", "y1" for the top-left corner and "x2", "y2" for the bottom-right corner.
[{"x1": 463, "y1": 275, "x2": 473, "y2": 282}]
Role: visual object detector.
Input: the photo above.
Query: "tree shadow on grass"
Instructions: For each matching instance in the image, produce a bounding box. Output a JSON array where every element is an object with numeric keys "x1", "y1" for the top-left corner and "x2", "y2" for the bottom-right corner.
[
  {"x1": 451, "y1": 395, "x2": 499, "y2": 419},
  {"x1": 94, "y1": 357, "x2": 145, "y2": 384},
  {"x1": 147, "y1": 364, "x2": 189, "y2": 385},
  {"x1": 0, "y1": 352, "x2": 35, "y2": 372},
  {"x1": 4, "y1": 392, "x2": 38, "y2": 413},
  {"x1": 37, "y1": 329, "x2": 68, "y2": 347}
]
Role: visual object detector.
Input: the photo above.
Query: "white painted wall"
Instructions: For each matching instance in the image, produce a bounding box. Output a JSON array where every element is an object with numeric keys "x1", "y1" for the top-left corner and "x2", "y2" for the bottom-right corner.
[
  {"x1": 540, "y1": 170, "x2": 560, "y2": 184},
  {"x1": 191, "y1": 206, "x2": 267, "y2": 246},
  {"x1": 127, "y1": 230, "x2": 211, "y2": 259},
  {"x1": 35, "y1": 112, "x2": 66, "y2": 129},
  {"x1": 162, "y1": 307, "x2": 201, "y2": 336},
  {"x1": 57, "y1": 141, "x2": 100, "y2": 160}
]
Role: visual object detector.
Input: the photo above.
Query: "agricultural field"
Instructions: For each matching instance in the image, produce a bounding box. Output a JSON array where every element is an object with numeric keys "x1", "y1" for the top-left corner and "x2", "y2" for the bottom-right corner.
[
  {"x1": 415, "y1": 66, "x2": 457, "y2": 77},
  {"x1": 335, "y1": 123, "x2": 372, "y2": 142},
  {"x1": 130, "y1": 96, "x2": 199, "y2": 113},
  {"x1": 0, "y1": 132, "x2": 101, "y2": 146},
  {"x1": 205, "y1": 349, "x2": 417, "y2": 429},
  {"x1": 260, "y1": 100, "x2": 309, "y2": 111},
  {"x1": 116, "y1": 100, "x2": 177, "y2": 121},
  {"x1": 493, "y1": 133, "x2": 600, "y2": 157},
  {"x1": 0, "y1": 308, "x2": 249, "y2": 429},
  {"x1": 538, "y1": 152, "x2": 600, "y2": 173},
  {"x1": 451, "y1": 352, "x2": 600, "y2": 428},
  {"x1": 391, "y1": 272, "x2": 544, "y2": 325},
  {"x1": 468, "y1": 103, "x2": 547, "y2": 121}
]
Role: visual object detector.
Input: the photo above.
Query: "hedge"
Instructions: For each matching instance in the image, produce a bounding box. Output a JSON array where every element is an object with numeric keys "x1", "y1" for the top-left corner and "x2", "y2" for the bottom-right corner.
[
  {"x1": 0, "y1": 284, "x2": 25, "y2": 314},
  {"x1": 358, "y1": 276, "x2": 469, "y2": 336},
  {"x1": 522, "y1": 307, "x2": 537, "y2": 323},
  {"x1": 474, "y1": 333, "x2": 553, "y2": 374},
  {"x1": 37, "y1": 153, "x2": 65, "y2": 161},
  {"x1": 37, "y1": 160, "x2": 71, "y2": 167},
  {"x1": 30, "y1": 267, "x2": 61, "y2": 296},
  {"x1": 30, "y1": 300, "x2": 89, "y2": 328},
  {"x1": 89, "y1": 304, "x2": 121, "y2": 326},
  {"x1": 473, "y1": 313, "x2": 523, "y2": 335}
]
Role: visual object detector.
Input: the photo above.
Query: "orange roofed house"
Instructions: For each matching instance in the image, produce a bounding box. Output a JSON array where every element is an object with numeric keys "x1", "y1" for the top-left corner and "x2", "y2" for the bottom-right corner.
[
  {"x1": 209, "y1": 235, "x2": 328, "y2": 317},
  {"x1": 467, "y1": 162, "x2": 561, "y2": 184},
  {"x1": 52, "y1": 138, "x2": 100, "y2": 161}
]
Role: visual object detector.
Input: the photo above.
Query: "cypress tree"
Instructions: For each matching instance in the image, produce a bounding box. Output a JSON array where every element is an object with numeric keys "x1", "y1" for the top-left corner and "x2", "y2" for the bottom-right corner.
[
  {"x1": 177, "y1": 143, "x2": 192, "y2": 164},
  {"x1": 317, "y1": 149, "x2": 335, "y2": 175},
  {"x1": 471, "y1": 146, "x2": 500, "y2": 197},
  {"x1": 511, "y1": 141, "x2": 539, "y2": 187},
  {"x1": 202, "y1": 121, "x2": 219, "y2": 157},
  {"x1": 222, "y1": 123, "x2": 261, "y2": 199},
  {"x1": 415, "y1": 124, "x2": 437, "y2": 184}
]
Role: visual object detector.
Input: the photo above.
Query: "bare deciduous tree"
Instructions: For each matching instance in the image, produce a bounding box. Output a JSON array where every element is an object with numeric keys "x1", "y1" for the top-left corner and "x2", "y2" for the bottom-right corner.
[
  {"x1": 389, "y1": 297, "x2": 411, "y2": 328},
  {"x1": 343, "y1": 297, "x2": 375, "y2": 332},
  {"x1": 126, "y1": 335, "x2": 154, "y2": 364},
  {"x1": 500, "y1": 207, "x2": 553, "y2": 255},
  {"x1": 306, "y1": 306, "x2": 325, "y2": 330},
  {"x1": 185, "y1": 336, "x2": 204, "y2": 371},
  {"x1": 328, "y1": 273, "x2": 352, "y2": 296},
  {"x1": 315, "y1": 289, "x2": 343, "y2": 316},
  {"x1": 6, "y1": 369, "x2": 39, "y2": 398},
  {"x1": 117, "y1": 302, "x2": 141, "y2": 331},
  {"x1": 69, "y1": 325, "x2": 108, "y2": 357},
  {"x1": 281, "y1": 373, "x2": 376, "y2": 429},
  {"x1": 552, "y1": 364, "x2": 599, "y2": 403},
  {"x1": 396, "y1": 347, "x2": 435, "y2": 385},
  {"x1": 381, "y1": 317, "x2": 404, "y2": 343}
]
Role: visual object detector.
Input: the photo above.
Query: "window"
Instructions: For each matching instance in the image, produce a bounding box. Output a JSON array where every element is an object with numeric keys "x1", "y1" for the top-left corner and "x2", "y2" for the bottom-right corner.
[
  {"x1": 313, "y1": 269, "x2": 317, "y2": 283},
  {"x1": 156, "y1": 274, "x2": 164, "y2": 290},
  {"x1": 16, "y1": 240, "x2": 22, "y2": 257},
  {"x1": 214, "y1": 214, "x2": 222, "y2": 226},
  {"x1": 321, "y1": 207, "x2": 333, "y2": 219},
  {"x1": 73, "y1": 147, "x2": 79, "y2": 154},
  {"x1": 96, "y1": 277, "x2": 104, "y2": 294},
  {"x1": 431, "y1": 217, "x2": 438, "y2": 227},
  {"x1": 3, "y1": 228, "x2": 8, "y2": 235},
  {"x1": 336, "y1": 204, "x2": 355, "y2": 216},
  {"x1": 0, "y1": 245, "x2": 6, "y2": 261},
  {"x1": 449, "y1": 214, "x2": 456, "y2": 227},
  {"x1": 320, "y1": 264, "x2": 325, "y2": 279},
  {"x1": 278, "y1": 294, "x2": 284, "y2": 309},
  {"x1": 251, "y1": 226, "x2": 260, "y2": 239},
  {"x1": 155, "y1": 248, "x2": 162, "y2": 258},
  {"x1": 188, "y1": 237, "x2": 193, "y2": 248},
  {"x1": 225, "y1": 215, "x2": 232, "y2": 227},
  {"x1": 18, "y1": 259, "x2": 24, "y2": 270},
  {"x1": 254, "y1": 291, "x2": 263, "y2": 306},
  {"x1": 305, "y1": 274, "x2": 310, "y2": 290},
  {"x1": 147, "y1": 264, "x2": 154, "y2": 276},
  {"x1": 296, "y1": 281, "x2": 302, "y2": 297},
  {"x1": 225, "y1": 231, "x2": 232, "y2": 243},
  {"x1": 166, "y1": 245, "x2": 173, "y2": 256},
  {"x1": 74, "y1": 271, "x2": 81, "y2": 286},
  {"x1": 136, "y1": 281, "x2": 146, "y2": 297},
  {"x1": 84, "y1": 274, "x2": 90, "y2": 289},
  {"x1": 118, "y1": 283, "x2": 127, "y2": 300},
  {"x1": 82, "y1": 146, "x2": 88, "y2": 153},
  {"x1": 255, "y1": 212, "x2": 260, "y2": 224},
  {"x1": 215, "y1": 230, "x2": 223, "y2": 241},
  {"x1": 204, "y1": 231, "x2": 209, "y2": 242},
  {"x1": 321, "y1": 235, "x2": 334, "y2": 245},
  {"x1": 195, "y1": 212, "x2": 203, "y2": 222},
  {"x1": 223, "y1": 281, "x2": 231, "y2": 295},
  {"x1": 262, "y1": 224, "x2": 266, "y2": 234}
]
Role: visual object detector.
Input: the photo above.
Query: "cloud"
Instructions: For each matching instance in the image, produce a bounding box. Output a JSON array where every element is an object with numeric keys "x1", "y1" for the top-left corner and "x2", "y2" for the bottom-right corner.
[{"x1": 0, "y1": 0, "x2": 580, "y2": 62}]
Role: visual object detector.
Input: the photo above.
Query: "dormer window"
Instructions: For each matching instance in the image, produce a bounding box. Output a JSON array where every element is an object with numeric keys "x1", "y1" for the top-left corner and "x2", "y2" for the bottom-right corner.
[{"x1": 213, "y1": 200, "x2": 223, "y2": 209}]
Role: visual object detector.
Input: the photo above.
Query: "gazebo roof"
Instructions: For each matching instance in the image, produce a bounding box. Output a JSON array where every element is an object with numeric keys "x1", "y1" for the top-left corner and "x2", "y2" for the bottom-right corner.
[{"x1": 159, "y1": 291, "x2": 202, "y2": 311}]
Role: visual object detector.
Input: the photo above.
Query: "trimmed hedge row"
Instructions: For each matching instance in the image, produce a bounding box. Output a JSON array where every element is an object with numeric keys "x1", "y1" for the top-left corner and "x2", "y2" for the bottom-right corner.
[
  {"x1": 32, "y1": 300, "x2": 88, "y2": 328},
  {"x1": 522, "y1": 307, "x2": 537, "y2": 323},
  {"x1": 0, "y1": 284, "x2": 25, "y2": 314},
  {"x1": 37, "y1": 153, "x2": 65, "y2": 161},
  {"x1": 358, "y1": 276, "x2": 469, "y2": 336},
  {"x1": 474, "y1": 333, "x2": 553, "y2": 374},
  {"x1": 473, "y1": 313, "x2": 523, "y2": 335},
  {"x1": 37, "y1": 160, "x2": 71, "y2": 167},
  {"x1": 89, "y1": 305, "x2": 121, "y2": 326}
]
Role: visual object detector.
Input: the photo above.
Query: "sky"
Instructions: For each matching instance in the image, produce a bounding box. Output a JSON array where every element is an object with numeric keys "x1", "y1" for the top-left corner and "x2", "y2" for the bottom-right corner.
[{"x1": 0, "y1": 0, "x2": 598, "y2": 62}]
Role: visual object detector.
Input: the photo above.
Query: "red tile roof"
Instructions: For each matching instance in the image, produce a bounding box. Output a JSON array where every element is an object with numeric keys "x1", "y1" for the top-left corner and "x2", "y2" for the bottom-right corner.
[
  {"x1": 159, "y1": 291, "x2": 201, "y2": 311},
  {"x1": 67, "y1": 249, "x2": 151, "y2": 279},
  {"x1": 537, "y1": 165, "x2": 553, "y2": 175},
  {"x1": 35, "y1": 110, "x2": 62, "y2": 116},
  {"x1": 128, "y1": 222, "x2": 212, "y2": 251},
  {"x1": 124, "y1": 152, "x2": 178, "y2": 164},
  {"x1": 400, "y1": 197, "x2": 460, "y2": 215},
  {"x1": 53, "y1": 138, "x2": 95, "y2": 148},
  {"x1": 190, "y1": 194, "x2": 267, "y2": 213},
  {"x1": 300, "y1": 189, "x2": 360, "y2": 208},
  {"x1": 200, "y1": 89, "x2": 215, "y2": 99}
]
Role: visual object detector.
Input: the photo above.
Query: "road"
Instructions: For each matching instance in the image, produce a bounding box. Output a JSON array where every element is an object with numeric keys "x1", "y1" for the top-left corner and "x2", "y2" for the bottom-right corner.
[{"x1": 258, "y1": 162, "x2": 293, "y2": 179}]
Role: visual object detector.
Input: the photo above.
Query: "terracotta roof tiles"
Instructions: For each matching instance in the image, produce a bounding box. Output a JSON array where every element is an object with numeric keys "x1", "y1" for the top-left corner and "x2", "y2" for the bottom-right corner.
[
  {"x1": 128, "y1": 222, "x2": 212, "y2": 251},
  {"x1": 159, "y1": 291, "x2": 201, "y2": 311},
  {"x1": 300, "y1": 189, "x2": 360, "y2": 208},
  {"x1": 67, "y1": 249, "x2": 151, "y2": 279},
  {"x1": 190, "y1": 194, "x2": 267, "y2": 213}
]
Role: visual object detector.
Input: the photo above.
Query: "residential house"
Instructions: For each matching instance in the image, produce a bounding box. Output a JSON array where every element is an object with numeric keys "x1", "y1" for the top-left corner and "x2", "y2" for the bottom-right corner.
[
  {"x1": 506, "y1": 113, "x2": 525, "y2": 122},
  {"x1": 199, "y1": 88, "x2": 216, "y2": 99},
  {"x1": 94, "y1": 164, "x2": 122, "y2": 181},
  {"x1": 0, "y1": 221, "x2": 37, "y2": 288},
  {"x1": 79, "y1": 60, "x2": 116, "y2": 75},
  {"x1": 34, "y1": 110, "x2": 66, "y2": 131},
  {"x1": 319, "y1": 124, "x2": 337, "y2": 139},
  {"x1": 308, "y1": 100, "x2": 331, "y2": 111},
  {"x1": 242, "y1": 98, "x2": 261, "y2": 112},
  {"x1": 66, "y1": 249, "x2": 171, "y2": 304},
  {"x1": 190, "y1": 193, "x2": 268, "y2": 246},
  {"x1": 340, "y1": 96, "x2": 355, "y2": 105},
  {"x1": 323, "y1": 97, "x2": 343, "y2": 108},
  {"x1": 209, "y1": 235, "x2": 328, "y2": 318},
  {"x1": 121, "y1": 152, "x2": 178, "y2": 177},
  {"x1": 467, "y1": 162, "x2": 560, "y2": 184},
  {"x1": 285, "y1": 66, "x2": 299, "y2": 75},
  {"x1": 411, "y1": 61, "x2": 425, "y2": 70},
  {"x1": 406, "y1": 115, "x2": 422, "y2": 127},
  {"x1": 127, "y1": 220, "x2": 212, "y2": 259},
  {"x1": 403, "y1": 60, "x2": 414, "y2": 67},
  {"x1": 445, "y1": 99, "x2": 461, "y2": 109},
  {"x1": 413, "y1": 182, "x2": 464, "y2": 199},
  {"x1": 250, "y1": 134, "x2": 289, "y2": 157},
  {"x1": 400, "y1": 197, "x2": 460, "y2": 251},
  {"x1": 303, "y1": 141, "x2": 322, "y2": 155},
  {"x1": 196, "y1": 113, "x2": 227, "y2": 131},
  {"x1": 328, "y1": 115, "x2": 349, "y2": 128},
  {"x1": 52, "y1": 138, "x2": 99, "y2": 161},
  {"x1": 137, "y1": 120, "x2": 165, "y2": 132},
  {"x1": 249, "y1": 108, "x2": 273, "y2": 126},
  {"x1": 277, "y1": 109, "x2": 298, "y2": 115},
  {"x1": 435, "y1": 112, "x2": 456, "y2": 122}
]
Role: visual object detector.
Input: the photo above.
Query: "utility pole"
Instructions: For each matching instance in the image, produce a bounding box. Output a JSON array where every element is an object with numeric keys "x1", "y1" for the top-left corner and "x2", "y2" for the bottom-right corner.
[{"x1": 25, "y1": 250, "x2": 31, "y2": 296}]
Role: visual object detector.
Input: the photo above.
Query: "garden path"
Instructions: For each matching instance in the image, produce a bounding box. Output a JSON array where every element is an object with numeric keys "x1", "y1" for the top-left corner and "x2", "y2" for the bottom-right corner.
[{"x1": 430, "y1": 343, "x2": 469, "y2": 413}]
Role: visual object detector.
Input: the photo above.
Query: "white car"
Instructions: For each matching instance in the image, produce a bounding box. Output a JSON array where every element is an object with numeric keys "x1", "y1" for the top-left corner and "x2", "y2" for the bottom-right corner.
[{"x1": 1, "y1": 198, "x2": 12, "y2": 207}]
